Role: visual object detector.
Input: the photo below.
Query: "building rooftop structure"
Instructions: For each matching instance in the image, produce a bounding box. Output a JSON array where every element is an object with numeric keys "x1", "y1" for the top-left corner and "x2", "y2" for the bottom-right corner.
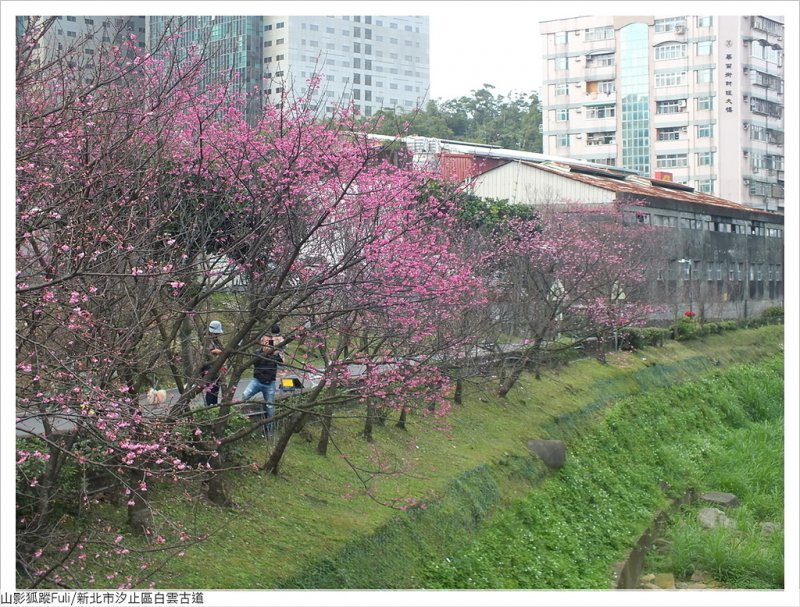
[{"x1": 382, "y1": 135, "x2": 783, "y2": 217}]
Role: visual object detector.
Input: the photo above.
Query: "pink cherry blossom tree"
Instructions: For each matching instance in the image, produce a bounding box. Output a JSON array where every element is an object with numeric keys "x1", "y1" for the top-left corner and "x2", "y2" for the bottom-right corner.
[
  {"x1": 475, "y1": 202, "x2": 664, "y2": 396},
  {"x1": 16, "y1": 16, "x2": 484, "y2": 587}
]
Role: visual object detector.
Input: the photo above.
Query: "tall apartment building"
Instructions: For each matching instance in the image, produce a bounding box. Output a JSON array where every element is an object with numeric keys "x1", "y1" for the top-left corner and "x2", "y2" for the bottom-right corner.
[
  {"x1": 17, "y1": 15, "x2": 147, "y2": 62},
  {"x1": 539, "y1": 15, "x2": 785, "y2": 212},
  {"x1": 147, "y1": 15, "x2": 430, "y2": 121}
]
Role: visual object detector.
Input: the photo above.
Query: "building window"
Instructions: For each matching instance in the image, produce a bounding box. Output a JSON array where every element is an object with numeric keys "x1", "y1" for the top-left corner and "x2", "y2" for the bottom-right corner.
[
  {"x1": 657, "y1": 127, "x2": 682, "y2": 141},
  {"x1": 276, "y1": 38, "x2": 284, "y2": 45},
  {"x1": 585, "y1": 104, "x2": 615, "y2": 119},
  {"x1": 655, "y1": 43, "x2": 687, "y2": 60},
  {"x1": 696, "y1": 68, "x2": 714, "y2": 84},
  {"x1": 554, "y1": 57, "x2": 568, "y2": 70},
  {"x1": 697, "y1": 16, "x2": 713, "y2": 28},
  {"x1": 749, "y1": 97, "x2": 783, "y2": 119},
  {"x1": 696, "y1": 41, "x2": 713, "y2": 56},
  {"x1": 750, "y1": 70, "x2": 783, "y2": 93},
  {"x1": 750, "y1": 40, "x2": 783, "y2": 64},
  {"x1": 556, "y1": 108, "x2": 569, "y2": 121},
  {"x1": 276, "y1": 21, "x2": 284, "y2": 28},
  {"x1": 696, "y1": 124, "x2": 714, "y2": 138},
  {"x1": 696, "y1": 151, "x2": 714, "y2": 166},
  {"x1": 584, "y1": 26, "x2": 614, "y2": 41},
  {"x1": 751, "y1": 16, "x2": 784, "y2": 36},
  {"x1": 655, "y1": 71, "x2": 687, "y2": 87},
  {"x1": 654, "y1": 17, "x2": 686, "y2": 33},
  {"x1": 696, "y1": 96, "x2": 713, "y2": 111},
  {"x1": 586, "y1": 80, "x2": 615, "y2": 94},
  {"x1": 264, "y1": 24, "x2": 272, "y2": 31},
  {"x1": 586, "y1": 132, "x2": 615, "y2": 145},
  {"x1": 696, "y1": 179, "x2": 715, "y2": 193},
  {"x1": 555, "y1": 82, "x2": 569, "y2": 96},
  {"x1": 555, "y1": 31, "x2": 568, "y2": 44},
  {"x1": 557, "y1": 133, "x2": 570, "y2": 147},
  {"x1": 656, "y1": 153, "x2": 688, "y2": 168},
  {"x1": 748, "y1": 180, "x2": 773, "y2": 197},
  {"x1": 67, "y1": 30, "x2": 76, "y2": 37},
  {"x1": 586, "y1": 53, "x2": 614, "y2": 67},
  {"x1": 66, "y1": 16, "x2": 77, "y2": 22},
  {"x1": 656, "y1": 99, "x2": 687, "y2": 113}
]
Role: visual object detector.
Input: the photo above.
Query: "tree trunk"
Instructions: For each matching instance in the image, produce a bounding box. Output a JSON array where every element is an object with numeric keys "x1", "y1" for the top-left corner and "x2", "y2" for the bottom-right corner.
[
  {"x1": 263, "y1": 412, "x2": 307, "y2": 475},
  {"x1": 497, "y1": 364, "x2": 525, "y2": 398},
  {"x1": 206, "y1": 454, "x2": 233, "y2": 507},
  {"x1": 453, "y1": 377, "x2": 463, "y2": 405},
  {"x1": 316, "y1": 402, "x2": 334, "y2": 456},
  {"x1": 179, "y1": 317, "x2": 194, "y2": 385},
  {"x1": 205, "y1": 401, "x2": 234, "y2": 506},
  {"x1": 127, "y1": 471, "x2": 154, "y2": 534},
  {"x1": 362, "y1": 400, "x2": 375, "y2": 442},
  {"x1": 395, "y1": 407, "x2": 408, "y2": 430}
]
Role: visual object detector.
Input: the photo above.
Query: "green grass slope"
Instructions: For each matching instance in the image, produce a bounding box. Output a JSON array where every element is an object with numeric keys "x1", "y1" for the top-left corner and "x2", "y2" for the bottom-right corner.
[{"x1": 75, "y1": 325, "x2": 785, "y2": 589}]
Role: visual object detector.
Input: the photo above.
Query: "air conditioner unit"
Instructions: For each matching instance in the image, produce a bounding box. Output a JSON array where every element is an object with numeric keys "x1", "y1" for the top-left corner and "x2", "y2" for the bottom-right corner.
[
  {"x1": 575, "y1": 108, "x2": 582, "y2": 113},
  {"x1": 753, "y1": 167, "x2": 759, "y2": 173},
  {"x1": 743, "y1": 150, "x2": 749, "y2": 157},
  {"x1": 575, "y1": 57, "x2": 582, "y2": 62},
  {"x1": 574, "y1": 83, "x2": 582, "y2": 88},
  {"x1": 675, "y1": 25, "x2": 686, "y2": 34},
  {"x1": 681, "y1": 126, "x2": 688, "y2": 132},
  {"x1": 677, "y1": 100, "x2": 687, "y2": 108},
  {"x1": 743, "y1": 178, "x2": 750, "y2": 185},
  {"x1": 575, "y1": 134, "x2": 583, "y2": 139},
  {"x1": 743, "y1": 123, "x2": 749, "y2": 130}
]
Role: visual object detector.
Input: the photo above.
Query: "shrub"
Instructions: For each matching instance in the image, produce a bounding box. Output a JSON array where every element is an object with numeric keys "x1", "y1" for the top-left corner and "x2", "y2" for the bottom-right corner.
[
  {"x1": 675, "y1": 317, "x2": 698, "y2": 340},
  {"x1": 760, "y1": 306, "x2": 783, "y2": 324},
  {"x1": 620, "y1": 327, "x2": 669, "y2": 349}
]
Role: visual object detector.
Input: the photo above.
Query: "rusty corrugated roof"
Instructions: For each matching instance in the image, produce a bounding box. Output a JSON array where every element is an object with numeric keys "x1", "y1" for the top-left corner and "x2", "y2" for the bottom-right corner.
[{"x1": 519, "y1": 161, "x2": 780, "y2": 216}]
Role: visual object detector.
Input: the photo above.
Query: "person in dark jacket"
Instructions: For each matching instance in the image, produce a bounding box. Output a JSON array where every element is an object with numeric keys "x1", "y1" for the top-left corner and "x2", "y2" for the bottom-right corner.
[{"x1": 242, "y1": 332, "x2": 284, "y2": 436}]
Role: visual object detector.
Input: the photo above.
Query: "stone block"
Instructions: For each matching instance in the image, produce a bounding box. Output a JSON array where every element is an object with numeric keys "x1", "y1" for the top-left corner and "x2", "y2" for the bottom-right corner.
[
  {"x1": 698, "y1": 507, "x2": 734, "y2": 529},
  {"x1": 654, "y1": 573, "x2": 675, "y2": 589},
  {"x1": 525, "y1": 439, "x2": 566, "y2": 469},
  {"x1": 699, "y1": 491, "x2": 740, "y2": 508}
]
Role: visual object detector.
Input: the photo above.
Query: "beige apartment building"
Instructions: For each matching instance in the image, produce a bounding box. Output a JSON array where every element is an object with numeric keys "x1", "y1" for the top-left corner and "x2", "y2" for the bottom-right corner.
[{"x1": 539, "y1": 15, "x2": 785, "y2": 212}]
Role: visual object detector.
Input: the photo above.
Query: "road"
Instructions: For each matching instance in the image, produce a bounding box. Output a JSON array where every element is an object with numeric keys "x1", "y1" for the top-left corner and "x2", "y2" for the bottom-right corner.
[
  {"x1": 14, "y1": 363, "x2": 387, "y2": 438},
  {"x1": 16, "y1": 346, "x2": 515, "y2": 439}
]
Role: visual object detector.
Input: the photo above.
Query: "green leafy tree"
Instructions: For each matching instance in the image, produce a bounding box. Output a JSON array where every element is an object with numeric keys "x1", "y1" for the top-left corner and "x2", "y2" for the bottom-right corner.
[{"x1": 369, "y1": 85, "x2": 543, "y2": 152}]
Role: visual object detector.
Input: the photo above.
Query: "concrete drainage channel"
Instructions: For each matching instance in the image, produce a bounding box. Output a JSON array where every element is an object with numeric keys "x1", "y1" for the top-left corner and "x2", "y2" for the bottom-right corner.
[
  {"x1": 525, "y1": 440, "x2": 753, "y2": 590},
  {"x1": 612, "y1": 489, "x2": 742, "y2": 589}
]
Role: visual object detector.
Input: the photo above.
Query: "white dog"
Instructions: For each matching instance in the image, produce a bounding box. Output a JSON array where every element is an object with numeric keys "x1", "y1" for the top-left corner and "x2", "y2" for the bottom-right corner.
[{"x1": 146, "y1": 388, "x2": 168, "y2": 406}]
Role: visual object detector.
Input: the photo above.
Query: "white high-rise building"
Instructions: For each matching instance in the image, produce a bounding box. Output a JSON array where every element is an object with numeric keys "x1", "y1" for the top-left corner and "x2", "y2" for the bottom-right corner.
[
  {"x1": 147, "y1": 15, "x2": 430, "y2": 121},
  {"x1": 17, "y1": 15, "x2": 147, "y2": 64},
  {"x1": 261, "y1": 15, "x2": 430, "y2": 118},
  {"x1": 539, "y1": 15, "x2": 785, "y2": 212}
]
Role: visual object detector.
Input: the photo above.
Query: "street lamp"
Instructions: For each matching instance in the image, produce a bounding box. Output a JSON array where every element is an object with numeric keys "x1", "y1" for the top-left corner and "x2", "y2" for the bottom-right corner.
[{"x1": 677, "y1": 258, "x2": 693, "y2": 313}]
